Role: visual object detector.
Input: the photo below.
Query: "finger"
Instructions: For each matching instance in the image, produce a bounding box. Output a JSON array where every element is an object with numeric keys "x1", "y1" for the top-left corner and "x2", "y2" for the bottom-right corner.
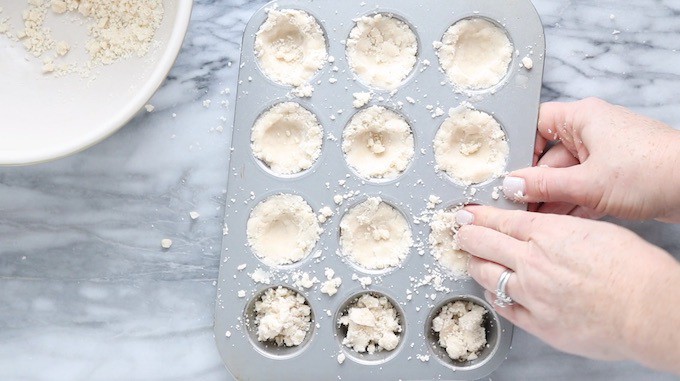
[
  {"x1": 468, "y1": 256, "x2": 527, "y2": 305},
  {"x1": 537, "y1": 201, "x2": 577, "y2": 216},
  {"x1": 483, "y1": 290, "x2": 535, "y2": 334},
  {"x1": 457, "y1": 225, "x2": 526, "y2": 270},
  {"x1": 536, "y1": 142, "x2": 580, "y2": 169},
  {"x1": 457, "y1": 206, "x2": 536, "y2": 242},
  {"x1": 502, "y1": 165, "x2": 591, "y2": 205}
]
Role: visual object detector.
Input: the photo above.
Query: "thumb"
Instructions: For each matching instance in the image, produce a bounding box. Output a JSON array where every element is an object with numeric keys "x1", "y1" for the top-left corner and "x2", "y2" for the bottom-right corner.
[{"x1": 502, "y1": 165, "x2": 590, "y2": 205}]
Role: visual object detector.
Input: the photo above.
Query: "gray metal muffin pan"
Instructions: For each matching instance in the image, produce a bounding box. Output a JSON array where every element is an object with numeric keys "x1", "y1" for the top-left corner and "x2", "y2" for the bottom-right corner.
[{"x1": 215, "y1": 0, "x2": 545, "y2": 379}]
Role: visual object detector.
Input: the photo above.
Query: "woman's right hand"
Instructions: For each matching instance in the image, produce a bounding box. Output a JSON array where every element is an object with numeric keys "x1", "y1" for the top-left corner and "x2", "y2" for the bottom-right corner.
[{"x1": 502, "y1": 97, "x2": 680, "y2": 222}]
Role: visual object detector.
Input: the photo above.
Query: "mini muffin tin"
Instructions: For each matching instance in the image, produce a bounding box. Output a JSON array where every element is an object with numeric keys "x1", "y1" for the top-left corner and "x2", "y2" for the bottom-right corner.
[{"x1": 215, "y1": 0, "x2": 545, "y2": 379}]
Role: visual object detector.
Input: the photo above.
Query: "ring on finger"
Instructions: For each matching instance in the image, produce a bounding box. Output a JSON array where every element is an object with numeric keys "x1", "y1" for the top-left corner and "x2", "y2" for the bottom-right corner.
[{"x1": 495, "y1": 269, "x2": 515, "y2": 308}]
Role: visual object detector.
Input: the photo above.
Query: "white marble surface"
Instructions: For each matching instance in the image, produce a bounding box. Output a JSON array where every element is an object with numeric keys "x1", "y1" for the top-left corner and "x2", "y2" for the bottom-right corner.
[{"x1": 1, "y1": 0, "x2": 679, "y2": 380}]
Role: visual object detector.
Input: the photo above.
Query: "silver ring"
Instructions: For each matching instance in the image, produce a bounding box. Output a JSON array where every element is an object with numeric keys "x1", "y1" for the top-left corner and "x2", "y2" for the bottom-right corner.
[{"x1": 495, "y1": 269, "x2": 515, "y2": 308}]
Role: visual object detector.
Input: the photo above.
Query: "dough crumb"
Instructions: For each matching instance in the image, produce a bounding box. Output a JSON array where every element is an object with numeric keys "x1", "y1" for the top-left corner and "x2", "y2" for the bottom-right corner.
[
  {"x1": 320, "y1": 277, "x2": 342, "y2": 296},
  {"x1": 291, "y1": 84, "x2": 314, "y2": 98},
  {"x1": 255, "y1": 8, "x2": 327, "y2": 86},
  {"x1": 346, "y1": 13, "x2": 418, "y2": 89},
  {"x1": 353, "y1": 92, "x2": 373, "y2": 108},
  {"x1": 522, "y1": 56, "x2": 534, "y2": 70},
  {"x1": 145, "y1": 104, "x2": 155, "y2": 113},
  {"x1": 292, "y1": 272, "x2": 319, "y2": 289},
  {"x1": 340, "y1": 197, "x2": 412, "y2": 270},
  {"x1": 436, "y1": 18, "x2": 513, "y2": 90},
  {"x1": 189, "y1": 211, "x2": 200, "y2": 220},
  {"x1": 338, "y1": 294, "x2": 402, "y2": 354},
  {"x1": 432, "y1": 301, "x2": 487, "y2": 361},
  {"x1": 317, "y1": 206, "x2": 334, "y2": 223},
  {"x1": 247, "y1": 194, "x2": 322, "y2": 266},
  {"x1": 337, "y1": 352, "x2": 346, "y2": 364},
  {"x1": 254, "y1": 287, "x2": 312, "y2": 347},
  {"x1": 160, "y1": 238, "x2": 173, "y2": 249}
]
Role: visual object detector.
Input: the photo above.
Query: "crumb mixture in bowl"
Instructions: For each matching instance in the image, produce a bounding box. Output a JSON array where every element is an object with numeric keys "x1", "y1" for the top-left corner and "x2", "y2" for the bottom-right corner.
[
  {"x1": 246, "y1": 194, "x2": 322, "y2": 266},
  {"x1": 338, "y1": 293, "x2": 402, "y2": 354},
  {"x1": 346, "y1": 13, "x2": 418, "y2": 90},
  {"x1": 432, "y1": 300, "x2": 487, "y2": 362},
  {"x1": 435, "y1": 18, "x2": 513, "y2": 90},
  {"x1": 2, "y1": 0, "x2": 164, "y2": 73},
  {"x1": 342, "y1": 106, "x2": 414, "y2": 181},
  {"x1": 251, "y1": 102, "x2": 323, "y2": 176},
  {"x1": 434, "y1": 108, "x2": 509, "y2": 185},
  {"x1": 429, "y1": 209, "x2": 469, "y2": 276},
  {"x1": 339, "y1": 197, "x2": 412, "y2": 271},
  {"x1": 255, "y1": 8, "x2": 327, "y2": 86},
  {"x1": 254, "y1": 287, "x2": 312, "y2": 347}
]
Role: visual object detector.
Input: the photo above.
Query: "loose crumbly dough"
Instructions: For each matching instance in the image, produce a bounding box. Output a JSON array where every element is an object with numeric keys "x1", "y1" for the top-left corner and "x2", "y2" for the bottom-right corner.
[
  {"x1": 342, "y1": 106, "x2": 414, "y2": 180},
  {"x1": 254, "y1": 287, "x2": 312, "y2": 347},
  {"x1": 432, "y1": 301, "x2": 487, "y2": 361},
  {"x1": 338, "y1": 294, "x2": 402, "y2": 354},
  {"x1": 434, "y1": 108, "x2": 509, "y2": 185},
  {"x1": 436, "y1": 18, "x2": 513, "y2": 90},
  {"x1": 247, "y1": 194, "x2": 322, "y2": 266},
  {"x1": 251, "y1": 102, "x2": 323, "y2": 175},
  {"x1": 429, "y1": 209, "x2": 469, "y2": 276},
  {"x1": 346, "y1": 14, "x2": 418, "y2": 90},
  {"x1": 7, "y1": 0, "x2": 163, "y2": 71},
  {"x1": 255, "y1": 8, "x2": 327, "y2": 86},
  {"x1": 339, "y1": 197, "x2": 412, "y2": 270}
]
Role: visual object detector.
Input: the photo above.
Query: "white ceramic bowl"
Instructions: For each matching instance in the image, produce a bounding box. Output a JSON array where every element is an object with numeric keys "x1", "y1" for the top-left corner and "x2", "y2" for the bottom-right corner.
[{"x1": 0, "y1": 0, "x2": 193, "y2": 165}]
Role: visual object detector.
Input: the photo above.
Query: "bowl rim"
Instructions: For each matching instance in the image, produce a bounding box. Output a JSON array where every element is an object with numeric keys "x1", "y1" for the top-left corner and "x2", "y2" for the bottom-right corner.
[{"x1": 0, "y1": 0, "x2": 194, "y2": 166}]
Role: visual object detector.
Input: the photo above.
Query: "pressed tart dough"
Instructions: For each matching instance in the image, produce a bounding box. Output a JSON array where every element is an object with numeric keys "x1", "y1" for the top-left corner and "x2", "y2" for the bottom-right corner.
[
  {"x1": 247, "y1": 194, "x2": 321, "y2": 266},
  {"x1": 434, "y1": 108, "x2": 509, "y2": 185},
  {"x1": 342, "y1": 106, "x2": 414, "y2": 180},
  {"x1": 255, "y1": 8, "x2": 327, "y2": 86}
]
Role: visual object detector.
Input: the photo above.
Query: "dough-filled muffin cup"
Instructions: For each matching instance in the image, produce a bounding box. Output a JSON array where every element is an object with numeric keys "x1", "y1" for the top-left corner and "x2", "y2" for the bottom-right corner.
[
  {"x1": 334, "y1": 290, "x2": 406, "y2": 365},
  {"x1": 244, "y1": 286, "x2": 317, "y2": 360},
  {"x1": 435, "y1": 17, "x2": 514, "y2": 92},
  {"x1": 345, "y1": 12, "x2": 420, "y2": 90},
  {"x1": 425, "y1": 295, "x2": 500, "y2": 370}
]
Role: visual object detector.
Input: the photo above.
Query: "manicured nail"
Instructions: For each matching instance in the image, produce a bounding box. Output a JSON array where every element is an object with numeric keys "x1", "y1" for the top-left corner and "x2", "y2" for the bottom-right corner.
[
  {"x1": 455, "y1": 210, "x2": 474, "y2": 226},
  {"x1": 503, "y1": 176, "x2": 526, "y2": 200}
]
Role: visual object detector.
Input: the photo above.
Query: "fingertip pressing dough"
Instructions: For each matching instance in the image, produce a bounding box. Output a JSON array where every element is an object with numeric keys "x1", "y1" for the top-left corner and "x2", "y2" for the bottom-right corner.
[
  {"x1": 429, "y1": 209, "x2": 469, "y2": 276},
  {"x1": 247, "y1": 194, "x2": 322, "y2": 266},
  {"x1": 255, "y1": 8, "x2": 327, "y2": 86},
  {"x1": 338, "y1": 294, "x2": 402, "y2": 354},
  {"x1": 436, "y1": 18, "x2": 513, "y2": 90},
  {"x1": 346, "y1": 14, "x2": 418, "y2": 89},
  {"x1": 342, "y1": 106, "x2": 414, "y2": 180},
  {"x1": 251, "y1": 102, "x2": 323, "y2": 175},
  {"x1": 434, "y1": 108, "x2": 509, "y2": 185},
  {"x1": 254, "y1": 287, "x2": 312, "y2": 347},
  {"x1": 339, "y1": 197, "x2": 412, "y2": 270},
  {"x1": 432, "y1": 301, "x2": 487, "y2": 361}
]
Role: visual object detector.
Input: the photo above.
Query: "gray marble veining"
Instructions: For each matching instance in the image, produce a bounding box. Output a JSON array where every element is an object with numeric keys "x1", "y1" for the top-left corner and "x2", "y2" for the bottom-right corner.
[{"x1": 1, "y1": 0, "x2": 679, "y2": 380}]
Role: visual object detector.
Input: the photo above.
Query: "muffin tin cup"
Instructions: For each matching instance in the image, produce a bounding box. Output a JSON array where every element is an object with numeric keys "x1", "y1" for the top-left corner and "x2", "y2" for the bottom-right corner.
[{"x1": 215, "y1": 0, "x2": 544, "y2": 379}]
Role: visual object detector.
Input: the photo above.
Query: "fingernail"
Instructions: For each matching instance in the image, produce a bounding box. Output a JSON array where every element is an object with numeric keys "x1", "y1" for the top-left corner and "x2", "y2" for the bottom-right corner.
[
  {"x1": 455, "y1": 210, "x2": 474, "y2": 226},
  {"x1": 503, "y1": 176, "x2": 526, "y2": 200}
]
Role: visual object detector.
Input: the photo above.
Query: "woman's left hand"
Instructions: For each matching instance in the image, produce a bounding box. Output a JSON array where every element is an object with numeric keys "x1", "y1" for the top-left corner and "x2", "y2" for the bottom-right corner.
[{"x1": 455, "y1": 205, "x2": 680, "y2": 373}]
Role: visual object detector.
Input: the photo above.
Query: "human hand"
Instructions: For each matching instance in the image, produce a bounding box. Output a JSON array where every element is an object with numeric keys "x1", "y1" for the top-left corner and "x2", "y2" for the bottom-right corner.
[
  {"x1": 455, "y1": 205, "x2": 680, "y2": 373},
  {"x1": 502, "y1": 97, "x2": 680, "y2": 222}
]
